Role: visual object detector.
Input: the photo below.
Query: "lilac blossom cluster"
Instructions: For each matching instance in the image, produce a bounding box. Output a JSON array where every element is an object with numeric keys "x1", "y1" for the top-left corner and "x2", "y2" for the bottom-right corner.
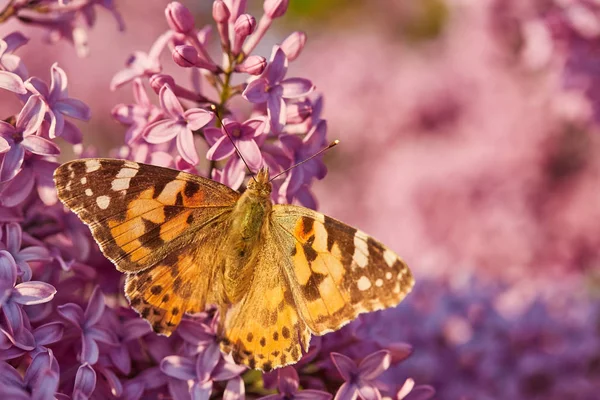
[{"x1": 0, "y1": 1, "x2": 433, "y2": 399}]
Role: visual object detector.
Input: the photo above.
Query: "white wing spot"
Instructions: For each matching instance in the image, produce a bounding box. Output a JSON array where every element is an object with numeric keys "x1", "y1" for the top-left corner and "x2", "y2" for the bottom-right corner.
[
  {"x1": 353, "y1": 234, "x2": 369, "y2": 268},
  {"x1": 375, "y1": 279, "x2": 384, "y2": 287},
  {"x1": 80, "y1": 177, "x2": 87, "y2": 185},
  {"x1": 96, "y1": 195, "x2": 110, "y2": 210},
  {"x1": 393, "y1": 285, "x2": 400, "y2": 294},
  {"x1": 112, "y1": 178, "x2": 131, "y2": 191},
  {"x1": 85, "y1": 188, "x2": 93, "y2": 196},
  {"x1": 85, "y1": 160, "x2": 101, "y2": 173},
  {"x1": 116, "y1": 167, "x2": 139, "y2": 179},
  {"x1": 357, "y1": 276, "x2": 371, "y2": 291},
  {"x1": 385, "y1": 272, "x2": 393, "y2": 280},
  {"x1": 123, "y1": 161, "x2": 140, "y2": 169},
  {"x1": 383, "y1": 249, "x2": 397, "y2": 267}
]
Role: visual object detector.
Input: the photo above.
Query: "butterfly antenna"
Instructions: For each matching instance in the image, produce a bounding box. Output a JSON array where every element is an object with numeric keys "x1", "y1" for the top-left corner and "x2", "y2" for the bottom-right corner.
[
  {"x1": 269, "y1": 139, "x2": 339, "y2": 182},
  {"x1": 209, "y1": 104, "x2": 256, "y2": 182}
]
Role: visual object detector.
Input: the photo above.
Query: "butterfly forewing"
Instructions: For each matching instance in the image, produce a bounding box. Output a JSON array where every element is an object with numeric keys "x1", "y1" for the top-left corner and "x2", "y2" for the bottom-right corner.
[{"x1": 271, "y1": 205, "x2": 414, "y2": 335}]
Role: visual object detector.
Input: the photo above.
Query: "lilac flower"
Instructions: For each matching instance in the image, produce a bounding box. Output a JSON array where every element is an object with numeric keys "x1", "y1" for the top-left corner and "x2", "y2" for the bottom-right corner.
[
  {"x1": 144, "y1": 84, "x2": 214, "y2": 165},
  {"x1": 0, "y1": 70, "x2": 26, "y2": 94},
  {"x1": 0, "y1": 95, "x2": 59, "y2": 183},
  {"x1": 25, "y1": 63, "x2": 91, "y2": 141},
  {"x1": 56, "y1": 286, "x2": 117, "y2": 364},
  {"x1": 73, "y1": 363, "x2": 96, "y2": 400},
  {"x1": 0, "y1": 222, "x2": 51, "y2": 283},
  {"x1": 0, "y1": 31, "x2": 29, "y2": 79},
  {"x1": 331, "y1": 350, "x2": 391, "y2": 400},
  {"x1": 110, "y1": 31, "x2": 173, "y2": 90},
  {"x1": 259, "y1": 367, "x2": 332, "y2": 400},
  {"x1": 0, "y1": 156, "x2": 59, "y2": 208},
  {"x1": 0, "y1": 350, "x2": 59, "y2": 400},
  {"x1": 243, "y1": 46, "x2": 314, "y2": 132},
  {"x1": 0, "y1": 322, "x2": 63, "y2": 361},
  {"x1": 205, "y1": 117, "x2": 267, "y2": 170},
  {"x1": 0, "y1": 250, "x2": 56, "y2": 344}
]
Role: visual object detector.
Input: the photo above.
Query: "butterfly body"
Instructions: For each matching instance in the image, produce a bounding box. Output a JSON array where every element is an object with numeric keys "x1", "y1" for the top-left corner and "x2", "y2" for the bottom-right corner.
[{"x1": 54, "y1": 159, "x2": 414, "y2": 371}]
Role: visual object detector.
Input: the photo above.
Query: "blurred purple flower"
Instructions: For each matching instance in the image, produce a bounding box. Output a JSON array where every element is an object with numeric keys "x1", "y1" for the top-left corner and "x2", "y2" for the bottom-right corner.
[
  {"x1": 0, "y1": 95, "x2": 58, "y2": 183},
  {"x1": 205, "y1": 117, "x2": 267, "y2": 170},
  {"x1": 0, "y1": 222, "x2": 51, "y2": 282},
  {"x1": 259, "y1": 367, "x2": 332, "y2": 400},
  {"x1": 0, "y1": 350, "x2": 59, "y2": 400},
  {"x1": 25, "y1": 63, "x2": 91, "y2": 141},
  {"x1": 1, "y1": 321, "x2": 63, "y2": 361},
  {"x1": 332, "y1": 350, "x2": 391, "y2": 400},
  {"x1": 243, "y1": 46, "x2": 314, "y2": 132},
  {"x1": 0, "y1": 31, "x2": 29, "y2": 79},
  {"x1": 56, "y1": 286, "x2": 117, "y2": 364},
  {"x1": 73, "y1": 363, "x2": 96, "y2": 400},
  {"x1": 110, "y1": 31, "x2": 173, "y2": 90},
  {"x1": 144, "y1": 84, "x2": 214, "y2": 165}
]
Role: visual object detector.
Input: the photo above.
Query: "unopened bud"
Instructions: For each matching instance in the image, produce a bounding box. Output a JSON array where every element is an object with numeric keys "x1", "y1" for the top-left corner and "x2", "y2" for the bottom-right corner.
[
  {"x1": 232, "y1": 14, "x2": 256, "y2": 54},
  {"x1": 281, "y1": 31, "x2": 306, "y2": 61},
  {"x1": 263, "y1": 0, "x2": 289, "y2": 19},
  {"x1": 149, "y1": 74, "x2": 176, "y2": 94},
  {"x1": 173, "y1": 45, "x2": 198, "y2": 68},
  {"x1": 212, "y1": 0, "x2": 230, "y2": 23},
  {"x1": 165, "y1": 2, "x2": 195, "y2": 34},
  {"x1": 235, "y1": 55, "x2": 266, "y2": 75}
]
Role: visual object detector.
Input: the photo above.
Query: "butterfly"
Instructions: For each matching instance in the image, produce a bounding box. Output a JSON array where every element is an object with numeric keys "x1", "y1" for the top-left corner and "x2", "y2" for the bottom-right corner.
[{"x1": 54, "y1": 158, "x2": 414, "y2": 371}]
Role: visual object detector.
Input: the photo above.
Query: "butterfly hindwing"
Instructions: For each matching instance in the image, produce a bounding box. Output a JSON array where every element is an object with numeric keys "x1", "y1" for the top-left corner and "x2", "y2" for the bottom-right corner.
[
  {"x1": 54, "y1": 158, "x2": 239, "y2": 272},
  {"x1": 271, "y1": 205, "x2": 414, "y2": 334}
]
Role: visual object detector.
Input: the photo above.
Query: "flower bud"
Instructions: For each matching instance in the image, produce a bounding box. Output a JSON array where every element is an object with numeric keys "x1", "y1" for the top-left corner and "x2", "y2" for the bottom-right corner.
[
  {"x1": 173, "y1": 45, "x2": 199, "y2": 68},
  {"x1": 165, "y1": 2, "x2": 195, "y2": 34},
  {"x1": 235, "y1": 55, "x2": 266, "y2": 75},
  {"x1": 149, "y1": 74, "x2": 176, "y2": 94},
  {"x1": 263, "y1": 0, "x2": 289, "y2": 19},
  {"x1": 232, "y1": 14, "x2": 256, "y2": 54},
  {"x1": 281, "y1": 31, "x2": 306, "y2": 61},
  {"x1": 212, "y1": 0, "x2": 230, "y2": 23}
]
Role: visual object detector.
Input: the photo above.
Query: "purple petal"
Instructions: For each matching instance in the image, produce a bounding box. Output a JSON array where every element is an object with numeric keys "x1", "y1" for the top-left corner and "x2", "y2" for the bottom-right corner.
[
  {"x1": 357, "y1": 383, "x2": 380, "y2": 400},
  {"x1": 305, "y1": 119, "x2": 327, "y2": 149},
  {"x1": 0, "y1": 136, "x2": 9, "y2": 153},
  {"x1": 159, "y1": 84, "x2": 184, "y2": 118},
  {"x1": 123, "y1": 318, "x2": 151, "y2": 341},
  {"x1": 184, "y1": 109, "x2": 213, "y2": 131},
  {"x1": 0, "y1": 144, "x2": 25, "y2": 182},
  {"x1": 48, "y1": 109, "x2": 64, "y2": 139},
  {"x1": 31, "y1": 370, "x2": 59, "y2": 400},
  {"x1": 84, "y1": 286, "x2": 105, "y2": 327},
  {"x1": 280, "y1": 78, "x2": 314, "y2": 99},
  {"x1": 56, "y1": 303, "x2": 84, "y2": 328},
  {"x1": 17, "y1": 95, "x2": 45, "y2": 135},
  {"x1": 203, "y1": 127, "x2": 223, "y2": 146},
  {"x1": 206, "y1": 135, "x2": 235, "y2": 161},
  {"x1": 295, "y1": 390, "x2": 332, "y2": 400},
  {"x1": 0, "y1": 71, "x2": 26, "y2": 94},
  {"x1": 196, "y1": 343, "x2": 221, "y2": 382},
  {"x1": 87, "y1": 328, "x2": 117, "y2": 345},
  {"x1": 3, "y1": 32, "x2": 29, "y2": 52},
  {"x1": 5, "y1": 222, "x2": 22, "y2": 254},
  {"x1": 59, "y1": 119, "x2": 83, "y2": 145},
  {"x1": 211, "y1": 359, "x2": 246, "y2": 381},
  {"x1": 0, "y1": 121, "x2": 16, "y2": 137},
  {"x1": 278, "y1": 367, "x2": 299, "y2": 394},
  {"x1": 331, "y1": 353, "x2": 356, "y2": 381},
  {"x1": 12, "y1": 281, "x2": 56, "y2": 305},
  {"x1": 266, "y1": 47, "x2": 288, "y2": 84},
  {"x1": 267, "y1": 91, "x2": 286, "y2": 133},
  {"x1": 242, "y1": 117, "x2": 267, "y2": 137},
  {"x1": 177, "y1": 320, "x2": 214, "y2": 345},
  {"x1": 33, "y1": 322, "x2": 63, "y2": 346},
  {"x1": 191, "y1": 380, "x2": 213, "y2": 400},
  {"x1": 242, "y1": 78, "x2": 269, "y2": 103},
  {"x1": 334, "y1": 382, "x2": 359, "y2": 400},
  {"x1": 21, "y1": 136, "x2": 60, "y2": 156},
  {"x1": 109, "y1": 345, "x2": 132, "y2": 375},
  {"x1": 73, "y1": 363, "x2": 96, "y2": 398},
  {"x1": 24, "y1": 77, "x2": 49, "y2": 98},
  {"x1": 144, "y1": 119, "x2": 180, "y2": 143},
  {"x1": 358, "y1": 350, "x2": 391, "y2": 380},
  {"x1": 0, "y1": 249, "x2": 18, "y2": 286},
  {"x1": 237, "y1": 139, "x2": 262, "y2": 170},
  {"x1": 223, "y1": 376, "x2": 245, "y2": 400},
  {"x1": 176, "y1": 128, "x2": 199, "y2": 165},
  {"x1": 48, "y1": 63, "x2": 67, "y2": 102},
  {"x1": 167, "y1": 379, "x2": 192, "y2": 400},
  {"x1": 1, "y1": 302, "x2": 24, "y2": 337},
  {"x1": 121, "y1": 381, "x2": 144, "y2": 400},
  {"x1": 402, "y1": 385, "x2": 436, "y2": 400},
  {"x1": 81, "y1": 335, "x2": 99, "y2": 364},
  {"x1": 295, "y1": 185, "x2": 317, "y2": 209},
  {"x1": 24, "y1": 350, "x2": 58, "y2": 388},
  {"x1": 54, "y1": 98, "x2": 91, "y2": 121},
  {"x1": 99, "y1": 366, "x2": 123, "y2": 397},
  {"x1": 160, "y1": 355, "x2": 196, "y2": 380},
  {"x1": 15, "y1": 246, "x2": 51, "y2": 263},
  {"x1": 0, "y1": 358, "x2": 25, "y2": 386},
  {"x1": 0, "y1": 167, "x2": 34, "y2": 207}
]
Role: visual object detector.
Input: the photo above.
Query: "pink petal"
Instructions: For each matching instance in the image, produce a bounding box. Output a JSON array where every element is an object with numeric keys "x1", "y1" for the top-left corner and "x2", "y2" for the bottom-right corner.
[
  {"x1": 144, "y1": 119, "x2": 179, "y2": 143},
  {"x1": 48, "y1": 110, "x2": 64, "y2": 139},
  {"x1": 24, "y1": 77, "x2": 49, "y2": 98},
  {"x1": 223, "y1": 376, "x2": 245, "y2": 400},
  {"x1": 48, "y1": 63, "x2": 68, "y2": 102},
  {"x1": 206, "y1": 135, "x2": 235, "y2": 161},
  {"x1": 159, "y1": 84, "x2": 184, "y2": 118},
  {"x1": 176, "y1": 127, "x2": 199, "y2": 165},
  {"x1": 356, "y1": 384, "x2": 380, "y2": 400},
  {"x1": 280, "y1": 77, "x2": 314, "y2": 99},
  {"x1": 17, "y1": 95, "x2": 45, "y2": 135},
  {"x1": 358, "y1": 350, "x2": 391, "y2": 380},
  {"x1": 204, "y1": 127, "x2": 224, "y2": 146},
  {"x1": 184, "y1": 108, "x2": 214, "y2": 131},
  {"x1": 110, "y1": 67, "x2": 141, "y2": 91},
  {"x1": 237, "y1": 139, "x2": 262, "y2": 170},
  {"x1": 266, "y1": 46, "x2": 288, "y2": 84},
  {"x1": 13, "y1": 282, "x2": 56, "y2": 305},
  {"x1": 0, "y1": 71, "x2": 26, "y2": 94},
  {"x1": 242, "y1": 78, "x2": 269, "y2": 103},
  {"x1": 22, "y1": 136, "x2": 60, "y2": 156}
]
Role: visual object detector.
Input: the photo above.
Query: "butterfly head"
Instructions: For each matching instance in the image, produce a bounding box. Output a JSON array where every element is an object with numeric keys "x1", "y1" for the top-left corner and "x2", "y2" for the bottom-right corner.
[{"x1": 246, "y1": 167, "x2": 271, "y2": 198}]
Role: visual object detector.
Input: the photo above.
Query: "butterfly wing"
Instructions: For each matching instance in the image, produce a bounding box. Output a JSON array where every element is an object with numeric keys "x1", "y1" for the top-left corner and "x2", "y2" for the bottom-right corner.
[
  {"x1": 271, "y1": 204, "x2": 414, "y2": 335},
  {"x1": 54, "y1": 158, "x2": 240, "y2": 334}
]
